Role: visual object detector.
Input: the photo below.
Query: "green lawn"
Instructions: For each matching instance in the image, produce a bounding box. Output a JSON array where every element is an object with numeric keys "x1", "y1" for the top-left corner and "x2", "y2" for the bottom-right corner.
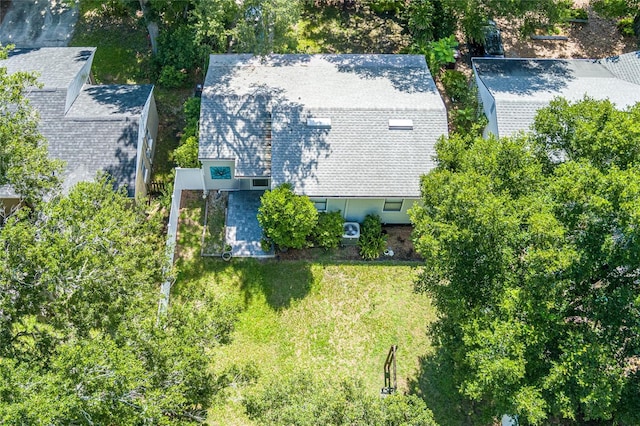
[
  {"x1": 69, "y1": 2, "x2": 151, "y2": 84},
  {"x1": 174, "y1": 254, "x2": 435, "y2": 424}
]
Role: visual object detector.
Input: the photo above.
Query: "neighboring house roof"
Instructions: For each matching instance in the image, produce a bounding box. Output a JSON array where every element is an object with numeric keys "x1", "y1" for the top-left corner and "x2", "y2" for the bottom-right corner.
[
  {"x1": 0, "y1": 48, "x2": 153, "y2": 198},
  {"x1": 200, "y1": 54, "x2": 448, "y2": 198},
  {"x1": 473, "y1": 52, "x2": 640, "y2": 137},
  {"x1": 600, "y1": 51, "x2": 640, "y2": 85},
  {"x1": 5, "y1": 47, "x2": 94, "y2": 88}
]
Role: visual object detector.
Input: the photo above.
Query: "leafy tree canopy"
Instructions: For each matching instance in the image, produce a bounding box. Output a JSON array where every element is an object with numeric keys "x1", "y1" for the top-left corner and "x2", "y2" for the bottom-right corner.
[
  {"x1": 244, "y1": 373, "x2": 438, "y2": 425},
  {"x1": 0, "y1": 177, "x2": 239, "y2": 423},
  {"x1": 442, "y1": 0, "x2": 571, "y2": 41},
  {"x1": 0, "y1": 45, "x2": 63, "y2": 204},
  {"x1": 410, "y1": 97, "x2": 640, "y2": 425}
]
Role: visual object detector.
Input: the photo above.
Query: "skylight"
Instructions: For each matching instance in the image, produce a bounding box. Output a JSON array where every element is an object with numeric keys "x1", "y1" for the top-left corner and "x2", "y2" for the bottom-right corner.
[
  {"x1": 388, "y1": 119, "x2": 413, "y2": 130},
  {"x1": 306, "y1": 118, "x2": 332, "y2": 128}
]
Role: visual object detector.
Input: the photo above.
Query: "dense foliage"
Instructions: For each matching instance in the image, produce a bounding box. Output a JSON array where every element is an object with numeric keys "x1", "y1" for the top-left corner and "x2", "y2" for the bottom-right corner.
[
  {"x1": 311, "y1": 210, "x2": 344, "y2": 250},
  {"x1": 244, "y1": 374, "x2": 438, "y2": 425},
  {"x1": 410, "y1": 97, "x2": 640, "y2": 424},
  {"x1": 358, "y1": 214, "x2": 387, "y2": 260},
  {"x1": 0, "y1": 178, "x2": 239, "y2": 423},
  {"x1": 258, "y1": 183, "x2": 318, "y2": 250},
  {"x1": 0, "y1": 46, "x2": 63, "y2": 204},
  {"x1": 173, "y1": 97, "x2": 202, "y2": 168}
]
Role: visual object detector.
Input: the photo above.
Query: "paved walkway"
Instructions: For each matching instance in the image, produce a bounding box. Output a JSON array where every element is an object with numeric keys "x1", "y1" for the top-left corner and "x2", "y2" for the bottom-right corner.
[
  {"x1": 226, "y1": 191, "x2": 274, "y2": 258},
  {"x1": 0, "y1": 0, "x2": 79, "y2": 47}
]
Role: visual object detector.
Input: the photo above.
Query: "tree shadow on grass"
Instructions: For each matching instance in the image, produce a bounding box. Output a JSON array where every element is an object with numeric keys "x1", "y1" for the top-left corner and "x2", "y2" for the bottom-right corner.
[
  {"x1": 233, "y1": 260, "x2": 314, "y2": 311},
  {"x1": 408, "y1": 347, "x2": 476, "y2": 426},
  {"x1": 178, "y1": 258, "x2": 314, "y2": 311}
]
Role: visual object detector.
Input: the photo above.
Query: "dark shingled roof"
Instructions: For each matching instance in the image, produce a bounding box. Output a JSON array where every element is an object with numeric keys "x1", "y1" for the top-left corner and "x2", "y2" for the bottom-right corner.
[
  {"x1": 0, "y1": 47, "x2": 153, "y2": 197},
  {"x1": 200, "y1": 54, "x2": 448, "y2": 198},
  {"x1": 5, "y1": 47, "x2": 95, "y2": 88}
]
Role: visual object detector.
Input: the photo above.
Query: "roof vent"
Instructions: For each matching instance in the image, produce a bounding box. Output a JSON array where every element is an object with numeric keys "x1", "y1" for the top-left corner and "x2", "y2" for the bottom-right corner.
[
  {"x1": 307, "y1": 117, "x2": 332, "y2": 128},
  {"x1": 388, "y1": 119, "x2": 413, "y2": 130}
]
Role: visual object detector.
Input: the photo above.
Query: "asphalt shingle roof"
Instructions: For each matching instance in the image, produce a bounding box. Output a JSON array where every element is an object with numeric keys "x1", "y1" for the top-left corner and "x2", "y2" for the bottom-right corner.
[
  {"x1": 473, "y1": 54, "x2": 640, "y2": 137},
  {"x1": 600, "y1": 51, "x2": 640, "y2": 86},
  {"x1": 0, "y1": 48, "x2": 152, "y2": 198},
  {"x1": 200, "y1": 54, "x2": 447, "y2": 198},
  {"x1": 4, "y1": 47, "x2": 94, "y2": 88}
]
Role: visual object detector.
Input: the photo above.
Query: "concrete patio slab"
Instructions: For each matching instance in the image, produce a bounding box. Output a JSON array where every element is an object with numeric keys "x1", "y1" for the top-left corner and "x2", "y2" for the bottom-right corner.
[{"x1": 226, "y1": 191, "x2": 274, "y2": 258}]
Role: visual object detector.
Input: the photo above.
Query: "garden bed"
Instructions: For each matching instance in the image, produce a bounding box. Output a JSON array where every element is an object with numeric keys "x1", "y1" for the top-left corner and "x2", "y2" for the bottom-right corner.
[{"x1": 277, "y1": 225, "x2": 421, "y2": 262}]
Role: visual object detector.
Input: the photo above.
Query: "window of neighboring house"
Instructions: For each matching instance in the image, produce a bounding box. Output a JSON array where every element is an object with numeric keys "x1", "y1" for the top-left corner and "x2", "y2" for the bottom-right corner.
[
  {"x1": 383, "y1": 199, "x2": 403, "y2": 212},
  {"x1": 145, "y1": 130, "x2": 154, "y2": 160},
  {"x1": 142, "y1": 161, "x2": 150, "y2": 183},
  {"x1": 252, "y1": 178, "x2": 269, "y2": 189},
  {"x1": 311, "y1": 198, "x2": 327, "y2": 211}
]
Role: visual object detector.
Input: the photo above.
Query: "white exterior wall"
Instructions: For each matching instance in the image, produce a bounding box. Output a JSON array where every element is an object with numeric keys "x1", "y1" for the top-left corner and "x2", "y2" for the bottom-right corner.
[
  {"x1": 65, "y1": 52, "x2": 94, "y2": 114},
  {"x1": 321, "y1": 197, "x2": 419, "y2": 224},
  {"x1": 473, "y1": 64, "x2": 499, "y2": 137},
  {"x1": 161, "y1": 168, "x2": 205, "y2": 313},
  {"x1": 201, "y1": 159, "x2": 240, "y2": 190}
]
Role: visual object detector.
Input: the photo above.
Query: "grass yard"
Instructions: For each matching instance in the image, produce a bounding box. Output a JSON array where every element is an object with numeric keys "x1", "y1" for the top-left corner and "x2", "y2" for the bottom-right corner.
[
  {"x1": 69, "y1": 2, "x2": 151, "y2": 84},
  {"x1": 174, "y1": 256, "x2": 435, "y2": 424}
]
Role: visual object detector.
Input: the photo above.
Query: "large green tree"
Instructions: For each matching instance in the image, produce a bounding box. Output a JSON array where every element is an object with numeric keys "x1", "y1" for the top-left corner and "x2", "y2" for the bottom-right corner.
[
  {"x1": 0, "y1": 178, "x2": 239, "y2": 423},
  {"x1": 410, "y1": 98, "x2": 640, "y2": 425},
  {"x1": 0, "y1": 46, "x2": 63, "y2": 204}
]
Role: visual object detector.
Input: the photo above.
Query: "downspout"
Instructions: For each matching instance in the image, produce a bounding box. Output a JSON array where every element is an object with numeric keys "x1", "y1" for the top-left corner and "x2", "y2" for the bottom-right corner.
[{"x1": 200, "y1": 165, "x2": 208, "y2": 198}]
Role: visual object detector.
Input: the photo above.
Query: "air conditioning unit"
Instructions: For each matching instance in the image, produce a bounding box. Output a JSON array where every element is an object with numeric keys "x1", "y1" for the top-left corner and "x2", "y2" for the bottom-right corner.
[{"x1": 342, "y1": 222, "x2": 360, "y2": 246}]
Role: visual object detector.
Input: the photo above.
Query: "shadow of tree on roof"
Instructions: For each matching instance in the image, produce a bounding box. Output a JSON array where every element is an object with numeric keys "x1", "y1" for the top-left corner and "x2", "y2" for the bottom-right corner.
[
  {"x1": 323, "y1": 54, "x2": 437, "y2": 94},
  {"x1": 82, "y1": 84, "x2": 152, "y2": 115},
  {"x1": 202, "y1": 67, "x2": 332, "y2": 187},
  {"x1": 103, "y1": 118, "x2": 138, "y2": 196},
  {"x1": 474, "y1": 59, "x2": 578, "y2": 96}
]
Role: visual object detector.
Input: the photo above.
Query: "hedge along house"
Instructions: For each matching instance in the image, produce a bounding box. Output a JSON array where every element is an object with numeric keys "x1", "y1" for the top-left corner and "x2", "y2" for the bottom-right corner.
[
  {"x1": 473, "y1": 51, "x2": 640, "y2": 138},
  {"x1": 199, "y1": 54, "x2": 448, "y2": 224},
  {"x1": 0, "y1": 47, "x2": 158, "y2": 213}
]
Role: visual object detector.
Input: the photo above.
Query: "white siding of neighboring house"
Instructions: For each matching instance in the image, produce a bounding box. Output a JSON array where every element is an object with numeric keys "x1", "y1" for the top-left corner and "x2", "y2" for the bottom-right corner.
[
  {"x1": 65, "y1": 51, "x2": 95, "y2": 114},
  {"x1": 135, "y1": 91, "x2": 159, "y2": 198},
  {"x1": 473, "y1": 64, "x2": 499, "y2": 138}
]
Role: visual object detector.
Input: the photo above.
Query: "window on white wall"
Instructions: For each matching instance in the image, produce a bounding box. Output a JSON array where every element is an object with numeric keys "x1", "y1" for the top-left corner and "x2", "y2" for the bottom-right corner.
[
  {"x1": 383, "y1": 199, "x2": 403, "y2": 212},
  {"x1": 252, "y1": 178, "x2": 269, "y2": 188},
  {"x1": 311, "y1": 198, "x2": 327, "y2": 211}
]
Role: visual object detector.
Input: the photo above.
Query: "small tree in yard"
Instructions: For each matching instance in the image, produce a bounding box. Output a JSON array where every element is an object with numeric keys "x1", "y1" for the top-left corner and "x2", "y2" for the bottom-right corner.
[{"x1": 258, "y1": 183, "x2": 318, "y2": 250}]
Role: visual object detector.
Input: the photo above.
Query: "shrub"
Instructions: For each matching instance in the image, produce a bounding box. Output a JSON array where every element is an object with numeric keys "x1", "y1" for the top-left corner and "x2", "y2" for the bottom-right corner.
[
  {"x1": 426, "y1": 35, "x2": 458, "y2": 76},
  {"x1": 442, "y1": 70, "x2": 469, "y2": 105},
  {"x1": 158, "y1": 65, "x2": 187, "y2": 88},
  {"x1": 311, "y1": 211, "x2": 344, "y2": 250},
  {"x1": 592, "y1": 0, "x2": 634, "y2": 18},
  {"x1": 258, "y1": 184, "x2": 318, "y2": 250},
  {"x1": 617, "y1": 16, "x2": 636, "y2": 36},
  {"x1": 173, "y1": 136, "x2": 200, "y2": 168},
  {"x1": 358, "y1": 214, "x2": 387, "y2": 260}
]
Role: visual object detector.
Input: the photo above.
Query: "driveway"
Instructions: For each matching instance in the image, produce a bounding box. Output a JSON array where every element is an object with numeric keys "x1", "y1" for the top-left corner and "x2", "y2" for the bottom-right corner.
[{"x1": 0, "y1": 0, "x2": 79, "y2": 47}]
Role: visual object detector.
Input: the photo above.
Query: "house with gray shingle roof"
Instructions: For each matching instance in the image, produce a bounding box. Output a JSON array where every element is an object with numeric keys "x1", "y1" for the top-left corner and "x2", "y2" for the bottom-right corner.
[
  {"x1": 199, "y1": 54, "x2": 448, "y2": 224},
  {"x1": 473, "y1": 51, "x2": 640, "y2": 138},
  {"x1": 0, "y1": 47, "x2": 157, "y2": 202}
]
